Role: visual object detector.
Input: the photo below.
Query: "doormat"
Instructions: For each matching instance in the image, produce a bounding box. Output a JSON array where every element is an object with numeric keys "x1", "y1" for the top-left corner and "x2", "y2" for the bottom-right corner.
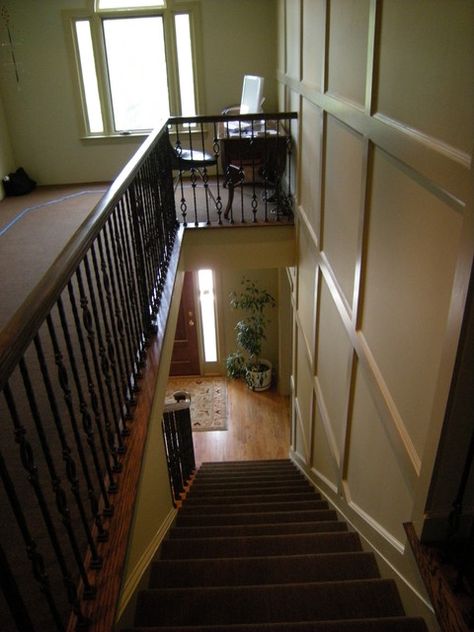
[{"x1": 165, "y1": 376, "x2": 228, "y2": 432}]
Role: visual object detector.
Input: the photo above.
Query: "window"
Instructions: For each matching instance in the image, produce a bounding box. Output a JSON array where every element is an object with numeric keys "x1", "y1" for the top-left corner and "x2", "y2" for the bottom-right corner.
[{"x1": 69, "y1": 2, "x2": 198, "y2": 137}]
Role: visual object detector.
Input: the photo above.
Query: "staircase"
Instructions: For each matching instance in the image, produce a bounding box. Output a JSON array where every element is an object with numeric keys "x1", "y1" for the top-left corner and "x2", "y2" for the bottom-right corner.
[{"x1": 125, "y1": 459, "x2": 428, "y2": 631}]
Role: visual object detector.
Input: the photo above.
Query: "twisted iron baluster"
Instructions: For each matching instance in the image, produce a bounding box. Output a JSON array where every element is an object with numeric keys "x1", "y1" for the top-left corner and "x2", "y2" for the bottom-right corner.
[
  {"x1": 0, "y1": 534, "x2": 36, "y2": 631},
  {"x1": 103, "y1": 218, "x2": 138, "y2": 403},
  {"x1": 82, "y1": 252, "x2": 128, "y2": 444},
  {"x1": 17, "y1": 357, "x2": 96, "y2": 596},
  {"x1": 115, "y1": 200, "x2": 147, "y2": 372},
  {"x1": 94, "y1": 234, "x2": 133, "y2": 423},
  {"x1": 67, "y1": 278, "x2": 121, "y2": 488},
  {"x1": 109, "y1": 211, "x2": 142, "y2": 388},
  {"x1": 0, "y1": 441, "x2": 84, "y2": 631},
  {"x1": 33, "y1": 330, "x2": 104, "y2": 564},
  {"x1": 45, "y1": 312, "x2": 109, "y2": 535},
  {"x1": 126, "y1": 186, "x2": 155, "y2": 339},
  {"x1": 76, "y1": 265, "x2": 125, "y2": 461},
  {"x1": 212, "y1": 122, "x2": 223, "y2": 225},
  {"x1": 57, "y1": 293, "x2": 114, "y2": 513}
]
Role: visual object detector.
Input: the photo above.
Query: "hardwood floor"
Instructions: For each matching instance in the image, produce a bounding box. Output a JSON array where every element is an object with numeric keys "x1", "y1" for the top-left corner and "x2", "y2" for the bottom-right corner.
[{"x1": 192, "y1": 379, "x2": 291, "y2": 466}]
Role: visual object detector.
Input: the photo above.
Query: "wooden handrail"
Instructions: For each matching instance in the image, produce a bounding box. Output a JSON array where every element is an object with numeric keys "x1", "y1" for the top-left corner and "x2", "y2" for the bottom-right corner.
[{"x1": 0, "y1": 117, "x2": 168, "y2": 392}]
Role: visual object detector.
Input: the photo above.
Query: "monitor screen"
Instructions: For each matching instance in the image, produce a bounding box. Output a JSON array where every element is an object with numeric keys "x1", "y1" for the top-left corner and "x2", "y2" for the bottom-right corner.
[{"x1": 240, "y1": 75, "x2": 264, "y2": 114}]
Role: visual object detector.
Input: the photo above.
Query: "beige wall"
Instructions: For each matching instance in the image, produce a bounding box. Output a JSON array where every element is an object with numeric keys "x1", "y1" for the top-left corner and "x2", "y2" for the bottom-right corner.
[
  {"x1": 279, "y1": 0, "x2": 473, "y2": 626},
  {"x1": 0, "y1": 88, "x2": 15, "y2": 199},
  {"x1": 0, "y1": 0, "x2": 277, "y2": 186}
]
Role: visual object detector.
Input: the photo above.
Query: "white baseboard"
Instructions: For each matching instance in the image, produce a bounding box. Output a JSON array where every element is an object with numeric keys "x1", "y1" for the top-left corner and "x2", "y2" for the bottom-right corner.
[{"x1": 116, "y1": 507, "x2": 177, "y2": 622}]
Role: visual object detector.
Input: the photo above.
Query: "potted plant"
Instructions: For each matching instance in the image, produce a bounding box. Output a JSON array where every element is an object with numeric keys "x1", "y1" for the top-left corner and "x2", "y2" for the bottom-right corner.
[{"x1": 226, "y1": 277, "x2": 276, "y2": 391}]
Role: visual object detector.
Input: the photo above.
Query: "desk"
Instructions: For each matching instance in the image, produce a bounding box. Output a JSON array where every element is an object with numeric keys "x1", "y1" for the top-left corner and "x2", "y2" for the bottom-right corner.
[{"x1": 218, "y1": 121, "x2": 289, "y2": 218}]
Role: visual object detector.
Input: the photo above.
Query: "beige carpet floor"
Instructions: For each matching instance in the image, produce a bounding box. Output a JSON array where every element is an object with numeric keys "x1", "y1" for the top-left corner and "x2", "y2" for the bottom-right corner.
[
  {"x1": 165, "y1": 376, "x2": 228, "y2": 431},
  {"x1": 0, "y1": 184, "x2": 108, "y2": 329}
]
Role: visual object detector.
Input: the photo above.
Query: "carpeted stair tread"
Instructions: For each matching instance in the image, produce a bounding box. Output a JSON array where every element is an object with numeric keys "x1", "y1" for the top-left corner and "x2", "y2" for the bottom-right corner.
[
  {"x1": 168, "y1": 520, "x2": 347, "y2": 538},
  {"x1": 149, "y1": 551, "x2": 380, "y2": 588},
  {"x1": 199, "y1": 459, "x2": 296, "y2": 470},
  {"x1": 125, "y1": 460, "x2": 428, "y2": 632},
  {"x1": 178, "y1": 499, "x2": 328, "y2": 515},
  {"x1": 193, "y1": 471, "x2": 305, "y2": 482},
  {"x1": 134, "y1": 579, "x2": 405, "y2": 626},
  {"x1": 183, "y1": 491, "x2": 320, "y2": 505},
  {"x1": 159, "y1": 531, "x2": 363, "y2": 559},
  {"x1": 125, "y1": 617, "x2": 428, "y2": 631},
  {"x1": 187, "y1": 482, "x2": 314, "y2": 497},
  {"x1": 175, "y1": 508, "x2": 339, "y2": 527}
]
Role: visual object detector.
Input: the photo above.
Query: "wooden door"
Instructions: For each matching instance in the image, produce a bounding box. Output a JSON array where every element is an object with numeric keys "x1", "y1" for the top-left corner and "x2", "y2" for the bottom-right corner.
[{"x1": 169, "y1": 271, "x2": 200, "y2": 376}]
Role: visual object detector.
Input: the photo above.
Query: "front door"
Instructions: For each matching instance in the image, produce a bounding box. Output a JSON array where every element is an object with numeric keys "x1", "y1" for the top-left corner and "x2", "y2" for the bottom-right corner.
[{"x1": 169, "y1": 271, "x2": 200, "y2": 376}]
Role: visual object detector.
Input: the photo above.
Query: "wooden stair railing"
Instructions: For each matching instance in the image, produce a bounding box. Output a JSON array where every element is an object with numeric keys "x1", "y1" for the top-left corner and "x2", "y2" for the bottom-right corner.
[{"x1": 0, "y1": 117, "x2": 181, "y2": 632}]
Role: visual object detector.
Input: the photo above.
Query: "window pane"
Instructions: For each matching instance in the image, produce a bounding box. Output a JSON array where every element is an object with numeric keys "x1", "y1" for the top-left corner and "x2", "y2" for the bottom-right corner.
[
  {"x1": 175, "y1": 14, "x2": 196, "y2": 117},
  {"x1": 198, "y1": 270, "x2": 218, "y2": 363},
  {"x1": 75, "y1": 20, "x2": 104, "y2": 133},
  {"x1": 97, "y1": 0, "x2": 165, "y2": 8},
  {"x1": 103, "y1": 16, "x2": 170, "y2": 131}
]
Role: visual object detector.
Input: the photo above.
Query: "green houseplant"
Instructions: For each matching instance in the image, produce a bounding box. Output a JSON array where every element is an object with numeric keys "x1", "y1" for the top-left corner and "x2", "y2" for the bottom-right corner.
[{"x1": 226, "y1": 277, "x2": 276, "y2": 391}]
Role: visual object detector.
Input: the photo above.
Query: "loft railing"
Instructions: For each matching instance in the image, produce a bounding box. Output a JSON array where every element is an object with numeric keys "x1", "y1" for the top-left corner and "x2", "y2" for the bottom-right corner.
[
  {"x1": 0, "y1": 120, "x2": 180, "y2": 632},
  {"x1": 168, "y1": 112, "x2": 297, "y2": 226},
  {"x1": 0, "y1": 110, "x2": 297, "y2": 632}
]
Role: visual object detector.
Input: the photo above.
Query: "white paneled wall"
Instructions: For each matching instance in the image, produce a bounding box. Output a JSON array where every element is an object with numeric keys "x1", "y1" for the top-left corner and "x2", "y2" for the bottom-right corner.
[{"x1": 278, "y1": 0, "x2": 473, "y2": 624}]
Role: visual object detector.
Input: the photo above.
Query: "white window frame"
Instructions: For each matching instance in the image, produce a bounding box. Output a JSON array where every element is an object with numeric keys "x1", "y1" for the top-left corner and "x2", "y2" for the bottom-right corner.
[{"x1": 66, "y1": 0, "x2": 201, "y2": 139}]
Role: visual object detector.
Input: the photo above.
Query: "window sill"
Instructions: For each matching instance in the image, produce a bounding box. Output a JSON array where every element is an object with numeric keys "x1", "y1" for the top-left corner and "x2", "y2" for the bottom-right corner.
[{"x1": 80, "y1": 132, "x2": 150, "y2": 144}]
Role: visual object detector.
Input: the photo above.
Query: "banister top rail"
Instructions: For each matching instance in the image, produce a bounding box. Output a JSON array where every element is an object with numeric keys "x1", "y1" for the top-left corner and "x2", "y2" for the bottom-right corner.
[
  {"x1": 168, "y1": 112, "x2": 298, "y2": 126},
  {"x1": 0, "y1": 116, "x2": 169, "y2": 392}
]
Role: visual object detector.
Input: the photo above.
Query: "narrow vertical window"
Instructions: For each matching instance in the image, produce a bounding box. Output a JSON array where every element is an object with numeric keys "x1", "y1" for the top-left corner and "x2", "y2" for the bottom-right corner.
[
  {"x1": 103, "y1": 16, "x2": 170, "y2": 131},
  {"x1": 174, "y1": 13, "x2": 196, "y2": 117},
  {"x1": 197, "y1": 270, "x2": 218, "y2": 363},
  {"x1": 75, "y1": 20, "x2": 104, "y2": 133}
]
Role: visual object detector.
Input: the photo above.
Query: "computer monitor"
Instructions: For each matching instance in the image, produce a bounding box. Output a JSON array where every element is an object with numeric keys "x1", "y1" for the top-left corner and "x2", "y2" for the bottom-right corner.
[{"x1": 240, "y1": 75, "x2": 264, "y2": 114}]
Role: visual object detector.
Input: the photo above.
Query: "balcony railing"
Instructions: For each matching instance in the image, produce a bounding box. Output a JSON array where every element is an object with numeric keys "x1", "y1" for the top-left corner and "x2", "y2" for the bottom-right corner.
[
  {"x1": 0, "y1": 111, "x2": 297, "y2": 632},
  {"x1": 168, "y1": 112, "x2": 297, "y2": 227}
]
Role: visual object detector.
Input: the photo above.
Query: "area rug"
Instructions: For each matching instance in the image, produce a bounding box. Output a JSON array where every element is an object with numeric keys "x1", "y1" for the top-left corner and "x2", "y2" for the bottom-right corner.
[{"x1": 165, "y1": 376, "x2": 228, "y2": 431}]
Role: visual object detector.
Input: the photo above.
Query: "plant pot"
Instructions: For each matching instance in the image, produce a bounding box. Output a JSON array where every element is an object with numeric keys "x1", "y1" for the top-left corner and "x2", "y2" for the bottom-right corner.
[{"x1": 246, "y1": 359, "x2": 272, "y2": 391}]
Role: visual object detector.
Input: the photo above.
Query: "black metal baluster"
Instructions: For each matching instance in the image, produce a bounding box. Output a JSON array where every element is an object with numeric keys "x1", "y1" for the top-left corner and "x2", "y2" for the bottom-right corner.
[
  {"x1": 263, "y1": 118, "x2": 269, "y2": 223},
  {"x1": 108, "y1": 211, "x2": 142, "y2": 389},
  {"x1": 0, "y1": 440, "x2": 86, "y2": 631},
  {"x1": 0, "y1": 540, "x2": 36, "y2": 631},
  {"x1": 176, "y1": 407, "x2": 196, "y2": 481},
  {"x1": 82, "y1": 252, "x2": 128, "y2": 445},
  {"x1": 126, "y1": 187, "x2": 155, "y2": 339},
  {"x1": 212, "y1": 121, "x2": 223, "y2": 225},
  {"x1": 76, "y1": 265, "x2": 125, "y2": 460},
  {"x1": 33, "y1": 329, "x2": 105, "y2": 564},
  {"x1": 95, "y1": 233, "x2": 133, "y2": 423},
  {"x1": 116, "y1": 198, "x2": 147, "y2": 368},
  {"x1": 174, "y1": 128, "x2": 188, "y2": 226},
  {"x1": 199, "y1": 122, "x2": 212, "y2": 226},
  {"x1": 67, "y1": 277, "x2": 121, "y2": 488},
  {"x1": 89, "y1": 241, "x2": 130, "y2": 432},
  {"x1": 102, "y1": 218, "x2": 138, "y2": 404},
  {"x1": 4, "y1": 380, "x2": 95, "y2": 614},
  {"x1": 250, "y1": 118, "x2": 258, "y2": 223},
  {"x1": 134, "y1": 171, "x2": 157, "y2": 314},
  {"x1": 57, "y1": 293, "x2": 114, "y2": 514},
  {"x1": 16, "y1": 358, "x2": 97, "y2": 597},
  {"x1": 161, "y1": 410, "x2": 183, "y2": 505},
  {"x1": 238, "y1": 119, "x2": 246, "y2": 223}
]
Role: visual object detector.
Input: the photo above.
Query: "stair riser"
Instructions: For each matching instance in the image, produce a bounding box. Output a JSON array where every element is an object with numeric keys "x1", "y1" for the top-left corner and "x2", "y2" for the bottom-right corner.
[
  {"x1": 168, "y1": 521, "x2": 347, "y2": 538},
  {"x1": 193, "y1": 473, "x2": 305, "y2": 483},
  {"x1": 135, "y1": 580, "x2": 404, "y2": 626},
  {"x1": 175, "y1": 509, "x2": 338, "y2": 527},
  {"x1": 187, "y1": 483, "x2": 314, "y2": 497},
  {"x1": 160, "y1": 532, "x2": 362, "y2": 560},
  {"x1": 149, "y1": 552, "x2": 380, "y2": 588},
  {"x1": 126, "y1": 618, "x2": 429, "y2": 632},
  {"x1": 183, "y1": 492, "x2": 319, "y2": 506},
  {"x1": 179, "y1": 500, "x2": 328, "y2": 515}
]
